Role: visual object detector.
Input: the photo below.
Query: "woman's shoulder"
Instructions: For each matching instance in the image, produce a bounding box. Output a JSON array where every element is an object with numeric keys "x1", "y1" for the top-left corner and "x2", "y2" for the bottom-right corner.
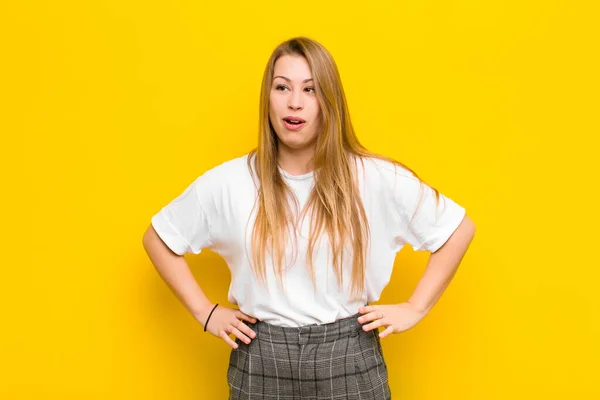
[
  {"x1": 354, "y1": 154, "x2": 415, "y2": 181},
  {"x1": 200, "y1": 152, "x2": 253, "y2": 181},
  {"x1": 186, "y1": 153, "x2": 255, "y2": 197}
]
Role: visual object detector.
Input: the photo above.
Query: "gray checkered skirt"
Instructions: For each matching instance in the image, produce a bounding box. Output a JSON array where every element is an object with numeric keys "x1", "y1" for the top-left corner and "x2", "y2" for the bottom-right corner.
[{"x1": 227, "y1": 313, "x2": 392, "y2": 399}]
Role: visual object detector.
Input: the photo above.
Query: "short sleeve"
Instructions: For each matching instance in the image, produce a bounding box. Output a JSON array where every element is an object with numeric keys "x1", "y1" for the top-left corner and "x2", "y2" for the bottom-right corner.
[
  {"x1": 151, "y1": 175, "x2": 213, "y2": 256},
  {"x1": 383, "y1": 164, "x2": 466, "y2": 253}
]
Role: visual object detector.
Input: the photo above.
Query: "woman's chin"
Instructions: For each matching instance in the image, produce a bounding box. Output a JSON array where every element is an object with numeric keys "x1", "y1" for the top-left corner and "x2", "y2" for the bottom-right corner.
[
  {"x1": 276, "y1": 133, "x2": 316, "y2": 151},
  {"x1": 279, "y1": 139, "x2": 314, "y2": 151}
]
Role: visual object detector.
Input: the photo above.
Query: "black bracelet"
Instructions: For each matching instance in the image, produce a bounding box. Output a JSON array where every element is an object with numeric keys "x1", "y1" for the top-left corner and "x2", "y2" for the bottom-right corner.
[{"x1": 203, "y1": 303, "x2": 219, "y2": 332}]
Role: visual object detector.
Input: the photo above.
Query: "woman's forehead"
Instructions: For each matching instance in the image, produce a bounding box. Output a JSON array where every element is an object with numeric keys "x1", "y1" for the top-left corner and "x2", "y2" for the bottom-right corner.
[{"x1": 273, "y1": 55, "x2": 313, "y2": 81}]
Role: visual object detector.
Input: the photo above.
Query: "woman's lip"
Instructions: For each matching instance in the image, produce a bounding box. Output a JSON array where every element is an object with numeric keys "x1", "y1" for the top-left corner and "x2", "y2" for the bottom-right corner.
[
  {"x1": 283, "y1": 120, "x2": 306, "y2": 131},
  {"x1": 283, "y1": 116, "x2": 306, "y2": 123}
]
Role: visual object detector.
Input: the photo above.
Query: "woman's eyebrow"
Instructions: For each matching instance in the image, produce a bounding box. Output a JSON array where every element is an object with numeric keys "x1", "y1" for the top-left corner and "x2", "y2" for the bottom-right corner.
[{"x1": 273, "y1": 75, "x2": 314, "y2": 83}]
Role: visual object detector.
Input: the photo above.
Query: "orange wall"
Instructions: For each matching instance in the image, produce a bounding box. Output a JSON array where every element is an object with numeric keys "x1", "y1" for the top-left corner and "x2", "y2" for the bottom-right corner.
[{"x1": 1, "y1": 1, "x2": 598, "y2": 398}]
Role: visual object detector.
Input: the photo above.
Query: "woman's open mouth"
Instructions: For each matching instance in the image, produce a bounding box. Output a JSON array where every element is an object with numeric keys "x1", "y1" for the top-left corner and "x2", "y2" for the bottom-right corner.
[{"x1": 283, "y1": 117, "x2": 306, "y2": 131}]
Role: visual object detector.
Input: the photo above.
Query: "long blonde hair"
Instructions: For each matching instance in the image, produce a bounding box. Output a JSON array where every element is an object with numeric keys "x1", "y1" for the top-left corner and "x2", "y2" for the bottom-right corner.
[{"x1": 247, "y1": 37, "x2": 439, "y2": 300}]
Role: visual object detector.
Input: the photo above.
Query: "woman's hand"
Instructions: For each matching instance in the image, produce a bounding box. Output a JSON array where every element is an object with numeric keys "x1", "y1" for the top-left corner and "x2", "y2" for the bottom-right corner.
[
  {"x1": 358, "y1": 302, "x2": 427, "y2": 338},
  {"x1": 199, "y1": 304, "x2": 258, "y2": 349}
]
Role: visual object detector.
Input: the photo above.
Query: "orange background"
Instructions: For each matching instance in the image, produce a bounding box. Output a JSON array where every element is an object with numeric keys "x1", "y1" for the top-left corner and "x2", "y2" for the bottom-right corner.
[{"x1": 1, "y1": 1, "x2": 598, "y2": 398}]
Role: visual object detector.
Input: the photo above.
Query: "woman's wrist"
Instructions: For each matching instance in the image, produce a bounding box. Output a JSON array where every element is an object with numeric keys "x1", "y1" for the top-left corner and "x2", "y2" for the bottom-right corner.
[
  {"x1": 192, "y1": 300, "x2": 215, "y2": 325},
  {"x1": 203, "y1": 303, "x2": 219, "y2": 332}
]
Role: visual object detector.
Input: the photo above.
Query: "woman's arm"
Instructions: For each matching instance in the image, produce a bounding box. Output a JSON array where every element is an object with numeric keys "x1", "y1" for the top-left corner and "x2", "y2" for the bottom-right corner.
[
  {"x1": 359, "y1": 215, "x2": 476, "y2": 336},
  {"x1": 408, "y1": 214, "x2": 476, "y2": 314},
  {"x1": 142, "y1": 224, "x2": 214, "y2": 322},
  {"x1": 142, "y1": 224, "x2": 258, "y2": 348}
]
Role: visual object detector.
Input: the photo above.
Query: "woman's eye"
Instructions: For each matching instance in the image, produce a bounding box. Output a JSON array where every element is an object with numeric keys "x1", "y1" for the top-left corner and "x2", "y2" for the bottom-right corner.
[{"x1": 274, "y1": 85, "x2": 314, "y2": 93}]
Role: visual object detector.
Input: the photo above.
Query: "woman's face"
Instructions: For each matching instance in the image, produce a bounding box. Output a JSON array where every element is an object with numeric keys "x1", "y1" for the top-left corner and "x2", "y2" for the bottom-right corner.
[{"x1": 269, "y1": 54, "x2": 321, "y2": 151}]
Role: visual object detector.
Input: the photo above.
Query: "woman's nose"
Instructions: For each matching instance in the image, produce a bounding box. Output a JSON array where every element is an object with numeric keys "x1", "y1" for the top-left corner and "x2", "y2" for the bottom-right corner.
[{"x1": 288, "y1": 92, "x2": 303, "y2": 111}]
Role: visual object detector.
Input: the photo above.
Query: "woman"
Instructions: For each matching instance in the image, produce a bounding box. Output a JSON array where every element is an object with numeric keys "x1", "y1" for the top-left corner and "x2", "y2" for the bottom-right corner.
[{"x1": 143, "y1": 36, "x2": 476, "y2": 399}]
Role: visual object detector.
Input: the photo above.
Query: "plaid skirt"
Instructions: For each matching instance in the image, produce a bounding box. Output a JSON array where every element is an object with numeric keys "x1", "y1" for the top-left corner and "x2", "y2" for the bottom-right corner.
[{"x1": 227, "y1": 312, "x2": 392, "y2": 399}]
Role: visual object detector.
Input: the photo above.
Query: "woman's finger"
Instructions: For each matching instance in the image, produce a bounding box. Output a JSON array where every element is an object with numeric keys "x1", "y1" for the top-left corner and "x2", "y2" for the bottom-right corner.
[
  {"x1": 379, "y1": 325, "x2": 395, "y2": 338},
  {"x1": 358, "y1": 305, "x2": 376, "y2": 314},
  {"x1": 235, "y1": 319, "x2": 257, "y2": 339},
  {"x1": 230, "y1": 326, "x2": 252, "y2": 344},
  {"x1": 358, "y1": 310, "x2": 383, "y2": 324},
  {"x1": 235, "y1": 310, "x2": 258, "y2": 324},
  {"x1": 220, "y1": 330, "x2": 239, "y2": 349},
  {"x1": 362, "y1": 317, "x2": 387, "y2": 331}
]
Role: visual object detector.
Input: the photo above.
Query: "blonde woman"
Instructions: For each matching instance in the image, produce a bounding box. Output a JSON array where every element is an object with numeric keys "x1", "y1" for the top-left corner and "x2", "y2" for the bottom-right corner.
[{"x1": 143, "y1": 36, "x2": 476, "y2": 399}]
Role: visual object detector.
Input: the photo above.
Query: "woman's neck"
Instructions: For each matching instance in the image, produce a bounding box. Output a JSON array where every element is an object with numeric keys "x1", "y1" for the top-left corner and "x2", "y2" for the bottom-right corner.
[{"x1": 277, "y1": 144, "x2": 315, "y2": 176}]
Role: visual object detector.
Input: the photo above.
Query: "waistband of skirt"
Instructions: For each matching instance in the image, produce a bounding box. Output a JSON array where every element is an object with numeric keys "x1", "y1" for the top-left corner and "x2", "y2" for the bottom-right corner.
[{"x1": 249, "y1": 313, "x2": 364, "y2": 345}]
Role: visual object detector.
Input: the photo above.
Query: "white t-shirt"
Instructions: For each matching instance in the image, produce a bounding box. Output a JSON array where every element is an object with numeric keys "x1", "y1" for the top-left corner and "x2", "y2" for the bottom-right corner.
[{"x1": 151, "y1": 153, "x2": 466, "y2": 327}]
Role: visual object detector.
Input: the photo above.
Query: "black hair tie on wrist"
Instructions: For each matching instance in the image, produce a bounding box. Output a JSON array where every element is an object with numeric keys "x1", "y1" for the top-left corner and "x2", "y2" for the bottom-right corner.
[{"x1": 203, "y1": 303, "x2": 219, "y2": 332}]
